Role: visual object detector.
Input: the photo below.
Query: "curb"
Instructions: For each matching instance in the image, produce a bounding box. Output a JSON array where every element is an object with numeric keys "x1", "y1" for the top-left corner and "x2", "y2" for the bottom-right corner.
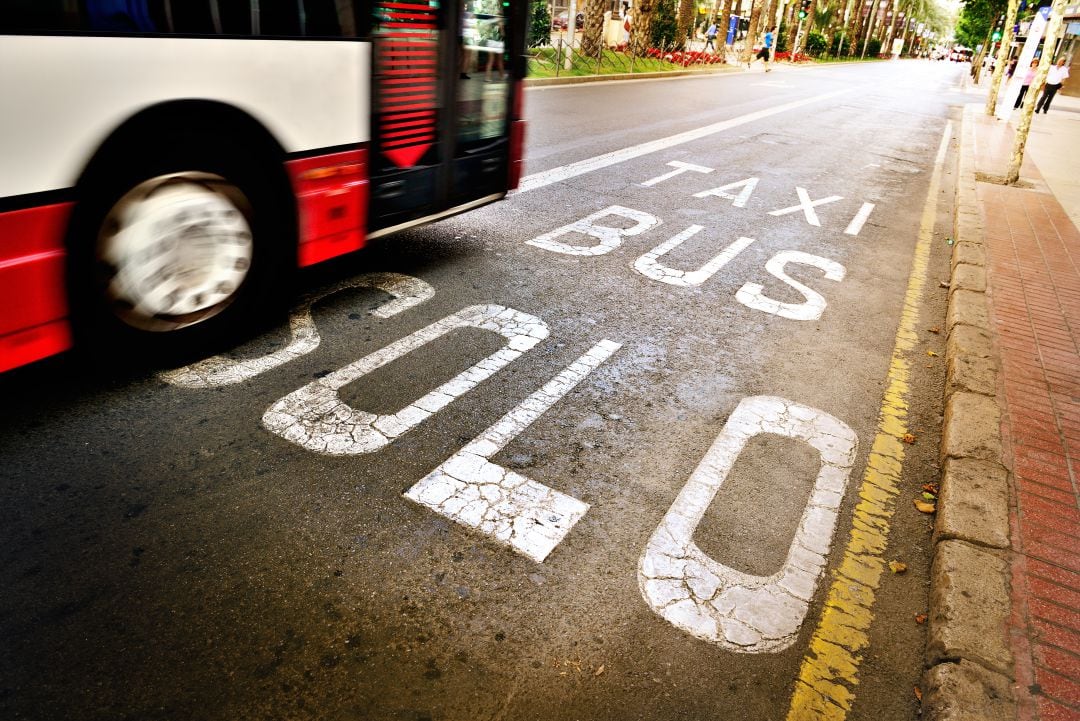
[
  {"x1": 524, "y1": 65, "x2": 739, "y2": 87},
  {"x1": 922, "y1": 105, "x2": 1016, "y2": 720}
]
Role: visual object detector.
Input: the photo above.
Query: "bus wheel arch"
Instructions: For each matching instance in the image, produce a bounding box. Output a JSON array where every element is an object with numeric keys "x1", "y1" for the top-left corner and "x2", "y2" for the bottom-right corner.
[{"x1": 66, "y1": 100, "x2": 297, "y2": 363}]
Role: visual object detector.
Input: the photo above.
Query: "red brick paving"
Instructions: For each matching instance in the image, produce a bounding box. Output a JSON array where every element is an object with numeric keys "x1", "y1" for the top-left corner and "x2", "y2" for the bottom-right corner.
[{"x1": 974, "y1": 116, "x2": 1080, "y2": 721}]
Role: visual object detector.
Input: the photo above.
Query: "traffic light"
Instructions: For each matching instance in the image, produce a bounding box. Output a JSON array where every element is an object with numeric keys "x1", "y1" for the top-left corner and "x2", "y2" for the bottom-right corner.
[
  {"x1": 991, "y1": 29, "x2": 1002, "y2": 41},
  {"x1": 798, "y1": 0, "x2": 811, "y2": 19}
]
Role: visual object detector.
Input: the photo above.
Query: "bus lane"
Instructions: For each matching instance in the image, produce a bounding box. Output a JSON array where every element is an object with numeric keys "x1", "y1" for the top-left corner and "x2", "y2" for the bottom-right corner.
[{"x1": 0, "y1": 64, "x2": 962, "y2": 721}]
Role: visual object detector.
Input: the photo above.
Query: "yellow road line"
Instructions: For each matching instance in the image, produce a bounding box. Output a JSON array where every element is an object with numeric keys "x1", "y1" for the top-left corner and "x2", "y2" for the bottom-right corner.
[{"x1": 786, "y1": 119, "x2": 954, "y2": 720}]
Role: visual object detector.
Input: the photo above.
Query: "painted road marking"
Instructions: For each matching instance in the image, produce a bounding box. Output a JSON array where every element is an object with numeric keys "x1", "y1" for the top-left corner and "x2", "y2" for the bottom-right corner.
[
  {"x1": 641, "y1": 160, "x2": 714, "y2": 187},
  {"x1": 843, "y1": 203, "x2": 876, "y2": 236},
  {"x1": 160, "y1": 273, "x2": 434, "y2": 388},
  {"x1": 526, "y1": 205, "x2": 660, "y2": 256},
  {"x1": 735, "y1": 251, "x2": 846, "y2": 321},
  {"x1": 262, "y1": 305, "x2": 549, "y2": 455},
  {"x1": 634, "y1": 229, "x2": 756, "y2": 287},
  {"x1": 638, "y1": 396, "x2": 858, "y2": 653},
  {"x1": 693, "y1": 177, "x2": 760, "y2": 208},
  {"x1": 405, "y1": 340, "x2": 621, "y2": 563},
  {"x1": 516, "y1": 88, "x2": 854, "y2": 194},
  {"x1": 785, "y1": 120, "x2": 953, "y2": 719},
  {"x1": 768, "y1": 187, "x2": 844, "y2": 227}
]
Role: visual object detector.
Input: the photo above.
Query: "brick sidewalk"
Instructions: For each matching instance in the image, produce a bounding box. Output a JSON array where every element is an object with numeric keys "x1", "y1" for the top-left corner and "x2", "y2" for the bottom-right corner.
[{"x1": 974, "y1": 115, "x2": 1080, "y2": 721}]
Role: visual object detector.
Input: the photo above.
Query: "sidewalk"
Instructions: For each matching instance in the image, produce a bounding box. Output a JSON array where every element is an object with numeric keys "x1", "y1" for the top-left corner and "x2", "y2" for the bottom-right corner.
[{"x1": 926, "y1": 93, "x2": 1080, "y2": 720}]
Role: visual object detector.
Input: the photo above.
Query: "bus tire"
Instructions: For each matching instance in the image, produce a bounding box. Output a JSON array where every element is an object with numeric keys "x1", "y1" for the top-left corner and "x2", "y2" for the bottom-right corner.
[{"x1": 67, "y1": 134, "x2": 294, "y2": 367}]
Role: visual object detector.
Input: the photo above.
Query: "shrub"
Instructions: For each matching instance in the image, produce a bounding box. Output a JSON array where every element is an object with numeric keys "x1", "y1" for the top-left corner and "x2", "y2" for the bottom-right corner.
[
  {"x1": 804, "y1": 31, "x2": 827, "y2": 56},
  {"x1": 866, "y1": 38, "x2": 882, "y2": 57},
  {"x1": 651, "y1": 0, "x2": 679, "y2": 49},
  {"x1": 529, "y1": 0, "x2": 551, "y2": 48}
]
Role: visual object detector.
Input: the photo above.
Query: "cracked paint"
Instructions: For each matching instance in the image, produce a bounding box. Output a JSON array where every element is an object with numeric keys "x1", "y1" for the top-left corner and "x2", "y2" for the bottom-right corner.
[
  {"x1": 525, "y1": 206, "x2": 659, "y2": 257},
  {"x1": 638, "y1": 396, "x2": 858, "y2": 653},
  {"x1": 405, "y1": 340, "x2": 621, "y2": 562},
  {"x1": 262, "y1": 305, "x2": 549, "y2": 455},
  {"x1": 735, "y1": 251, "x2": 846, "y2": 321},
  {"x1": 634, "y1": 228, "x2": 756, "y2": 287},
  {"x1": 160, "y1": 273, "x2": 434, "y2": 387}
]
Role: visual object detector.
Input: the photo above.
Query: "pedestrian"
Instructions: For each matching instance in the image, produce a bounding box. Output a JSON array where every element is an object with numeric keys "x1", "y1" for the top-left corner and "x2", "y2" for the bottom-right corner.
[
  {"x1": 1014, "y1": 59, "x2": 1038, "y2": 108},
  {"x1": 1006, "y1": 57, "x2": 1018, "y2": 78},
  {"x1": 749, "y1": 26, "x2": 775, "y2": 71},
  {"x1": 704, "y1": 20, "x2": 718, "y2": 52},
  {"x1": 1035, "y1": 58, "x2": 1070, "y2": 114}
]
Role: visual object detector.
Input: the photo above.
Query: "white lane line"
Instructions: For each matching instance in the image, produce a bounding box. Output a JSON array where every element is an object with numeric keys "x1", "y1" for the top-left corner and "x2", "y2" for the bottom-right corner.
[
  {"x1": 405, "y1": 340, "x2": 621, "y2": 562},
  {"x1": 516, "y1": 87, "x2": 854, "y2": 194}
]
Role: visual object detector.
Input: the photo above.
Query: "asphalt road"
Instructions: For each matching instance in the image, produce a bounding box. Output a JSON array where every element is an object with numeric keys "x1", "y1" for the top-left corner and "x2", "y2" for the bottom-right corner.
[{"x1": 1, "y1": 60, "x2": 977, "y2": 721}]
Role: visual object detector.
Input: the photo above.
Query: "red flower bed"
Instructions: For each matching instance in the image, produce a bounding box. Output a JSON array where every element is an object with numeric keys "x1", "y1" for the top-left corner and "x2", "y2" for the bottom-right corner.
[{"x1": 772, "y1": 50, "x2": 813, "y2": 63}]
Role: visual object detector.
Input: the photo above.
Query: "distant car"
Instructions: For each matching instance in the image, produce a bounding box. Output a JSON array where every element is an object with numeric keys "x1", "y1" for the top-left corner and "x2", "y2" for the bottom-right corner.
[{"x1": 552, "y1": 11, "x2": 584, "y2": 30}]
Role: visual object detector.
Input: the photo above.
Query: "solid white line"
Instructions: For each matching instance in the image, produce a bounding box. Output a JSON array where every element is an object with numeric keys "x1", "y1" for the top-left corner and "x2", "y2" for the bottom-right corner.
[{"x1": 516, "y1": 87, "x2": 854, "y2": 194}]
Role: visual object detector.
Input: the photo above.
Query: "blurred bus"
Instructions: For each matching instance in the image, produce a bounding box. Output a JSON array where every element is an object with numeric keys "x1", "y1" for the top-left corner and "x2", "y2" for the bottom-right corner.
[{"x1": 0, "y1": 0, "x2": 527, "y2": 372}]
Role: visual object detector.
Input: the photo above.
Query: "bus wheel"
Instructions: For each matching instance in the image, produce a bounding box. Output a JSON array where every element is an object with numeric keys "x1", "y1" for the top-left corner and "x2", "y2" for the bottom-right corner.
[{"x1": 71, "y1": 149, "x2": 291, "y2": 364}]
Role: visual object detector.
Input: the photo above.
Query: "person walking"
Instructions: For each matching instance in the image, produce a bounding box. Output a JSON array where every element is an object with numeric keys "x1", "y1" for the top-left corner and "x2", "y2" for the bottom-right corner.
[
  {"x1": 1014, "y1": 59, "x2": 1039, "y2": 108},
  {"x1": 749, "y1": 26, "x2": 775, "y2": 71},
  {"x1": 704, "y1": 21, "x2": 718, "y2": 52},
  {"x1": 1035, "y1": 58, "x2": 1070, "y2": 114}
]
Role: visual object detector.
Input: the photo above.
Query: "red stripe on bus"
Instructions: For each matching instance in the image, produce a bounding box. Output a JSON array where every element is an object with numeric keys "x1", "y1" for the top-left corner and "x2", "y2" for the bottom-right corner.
[
  {"x1": 382, "y1": 134, "x2": 435, "y2": 149},
  {"x1": 0, "y1": 202, "x2": 73, "y2": 371},
  {"x1": 286, "y1": 148, "x2": 370, "y2": 267}
]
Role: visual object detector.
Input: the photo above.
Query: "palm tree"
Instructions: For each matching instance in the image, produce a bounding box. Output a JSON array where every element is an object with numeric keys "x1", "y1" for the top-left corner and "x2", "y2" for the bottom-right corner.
[
  {"x1": 741, "y1": 0, "x2": 764, "y2": 63},
  {"x1": 581, "y1": 0, "x2": 610, "y2": 56},
  {"x1": 719, "y1": 0, "x2": 734, "y2": 50},
  {"x1": 676, "y1": 0, "x2": 698, "y2": 48},
  {"x1": 632, "y1": 0, "x2": 659, "y2": 55}
]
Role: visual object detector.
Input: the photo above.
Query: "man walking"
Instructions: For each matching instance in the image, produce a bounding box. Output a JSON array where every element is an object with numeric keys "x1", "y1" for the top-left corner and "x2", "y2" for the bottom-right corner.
[
  {"x1": 749, "y1": 26, "x2": 775, "y2": 71},
  {"x1": 704, "y1": 21, "x2": 718, "y2": 52},
  {"x1": 1035, "y1": 58, "x2": 1070, "y2": 114}
]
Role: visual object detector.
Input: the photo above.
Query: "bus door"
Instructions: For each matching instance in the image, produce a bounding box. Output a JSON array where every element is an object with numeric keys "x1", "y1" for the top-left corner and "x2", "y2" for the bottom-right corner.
[{"x1": 368, "y1": 0, "x2": 522, "y2": 232}]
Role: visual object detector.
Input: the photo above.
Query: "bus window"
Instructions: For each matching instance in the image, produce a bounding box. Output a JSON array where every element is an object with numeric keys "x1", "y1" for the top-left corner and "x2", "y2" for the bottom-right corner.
[
  {"x1": 457, "y1": 0, "x2": 510, "y2": 147},
  {"x1": 0, "y1": 0, "x2": 82, "y2": 32}
]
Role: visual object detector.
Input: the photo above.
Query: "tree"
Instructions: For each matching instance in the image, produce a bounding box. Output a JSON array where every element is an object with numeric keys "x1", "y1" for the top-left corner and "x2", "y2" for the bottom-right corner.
[
  {"x1": 529, "y1": 0, "x2": 552, "y2": 47},
  {"x1": 676, "y1": 0, "x2": 697, "y2": 48},
  {"x1": 719, "y1": 0, "x2": 734, "y2": 47},
  {"x1": 652, "y1": 0, "x2": 680, "y2": 48},
  {"x1": 955, "y1": 0, "x2": 1006, "y2": 49},
  {"x1": 581, "y1": 0, "x2": 609, "y2": 56},
  {"x1": 631, "y1": 0, "x2": 659, "y2": 55},
  {"x1": 741, "y1": 0, "x2": 763, "y2": 63},
  {"x1": 1007, "y1": 0, "x2": 1066, "y2": 184},
  {"x1": 984, "y1": 0, "x2": 1018, "y2": 114}
]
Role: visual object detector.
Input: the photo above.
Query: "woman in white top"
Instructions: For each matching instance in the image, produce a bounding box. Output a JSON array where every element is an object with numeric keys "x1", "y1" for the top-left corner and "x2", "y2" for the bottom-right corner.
[{"x1": 1035, "y1": 58, "x2": 1071, "y2": 114}]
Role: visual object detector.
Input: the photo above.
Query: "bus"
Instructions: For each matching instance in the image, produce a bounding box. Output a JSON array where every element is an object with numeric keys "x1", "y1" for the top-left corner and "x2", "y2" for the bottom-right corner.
[{"x1": 0, "y1": 0, "x2": 527, "y2": 373}]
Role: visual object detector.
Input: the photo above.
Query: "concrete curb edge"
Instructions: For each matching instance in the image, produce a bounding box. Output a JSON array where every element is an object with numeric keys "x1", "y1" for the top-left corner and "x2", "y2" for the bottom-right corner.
[{"x1": 921, "y1": 104, "x2": 1017, "y2": 720}]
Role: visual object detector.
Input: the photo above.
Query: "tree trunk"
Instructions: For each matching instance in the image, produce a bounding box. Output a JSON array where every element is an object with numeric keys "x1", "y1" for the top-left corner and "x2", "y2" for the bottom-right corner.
[
  {"x1": 861, "y1": 0, "x2": 880, "y2": 57},
  {"x1": 580, "y1": 0, "x2": 609, "y2": 56},
  {"x1": 676, "y1": 0, "x2": 696, "y2": 49},
  {"x1": 719, "y1": 0, "x2": 733, "y2": 47},
  {"x1": 1007, "y1": 0, "x2": 1066, "y2": 184},
  {"x1": 631, "y1": 0, "x2": 658, "y2": 56},
  {"x1": 741, "y1": 0, "x2": 763, "y2": 62},
  {"x1": 786, "y1": 1, "x2": 799, "y2": 51},
  {"x1": 985, "y1": 0, "x2": 1019, "y2": 114}
]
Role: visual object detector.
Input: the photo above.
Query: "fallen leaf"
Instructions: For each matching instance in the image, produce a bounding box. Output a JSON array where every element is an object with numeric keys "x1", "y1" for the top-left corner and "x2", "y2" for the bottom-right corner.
[
  {"x1": 914, "y1": 686, "x2": 923, "y2": 701},
  {"x1": 927, "y1": 350, "x2": 939, "y2": 357},
  {"x1": 922, "y1": 491, "x2": 937, "y2": 502},
  {"x1": 915, "y1": 613, "x2": 927, "y2": 624},
  {"x1": 594, "y1": 664, "x2": 605, "y2": 677},
  {"x1": 927, "y1": 327, "x2": 941, "y2": 334},
  {"x1": 903, "y1": 433, "x2": 917, "y2": 444},
  {"x1": 915, "y1": 500, "x2": 936, "y2": 513},
  {"x1": 921, "y1": 482, "x2": 939, "y2": 495},
  {"x1": 889, "y1": 560, "x2": 908, "y2": 574},
  {"x1": 939, "y1": 280, "x2": 950, "y2": 288}
]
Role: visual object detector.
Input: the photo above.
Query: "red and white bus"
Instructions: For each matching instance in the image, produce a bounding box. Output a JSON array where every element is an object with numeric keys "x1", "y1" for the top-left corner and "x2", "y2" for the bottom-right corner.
[{"x1": 0, "y1": 0, "x2": 527, "y2": 372}]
